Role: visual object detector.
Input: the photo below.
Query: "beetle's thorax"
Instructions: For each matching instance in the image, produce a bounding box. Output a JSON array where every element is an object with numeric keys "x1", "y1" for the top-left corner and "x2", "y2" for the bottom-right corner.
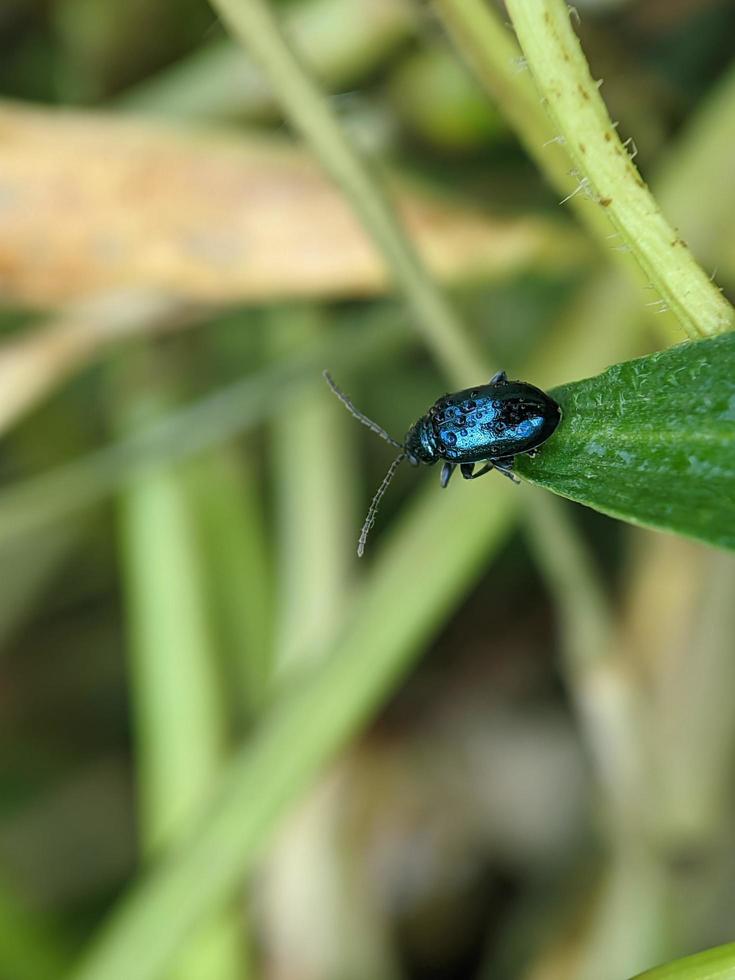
[{"x1": 404, "y1": 415, "x2": 438, "y2": 464}]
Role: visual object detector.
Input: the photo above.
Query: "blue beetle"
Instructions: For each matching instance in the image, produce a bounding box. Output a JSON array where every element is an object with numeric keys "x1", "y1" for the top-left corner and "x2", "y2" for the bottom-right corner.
[{"x1": 324, "y1": 370, "x2": 561, "y2": 556}]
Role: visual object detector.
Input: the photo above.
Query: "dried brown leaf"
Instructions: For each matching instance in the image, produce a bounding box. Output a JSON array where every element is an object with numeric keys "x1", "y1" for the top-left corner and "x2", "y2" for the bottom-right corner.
[{"x1": 0, "y1": 101, "x2": 584, "y2": 307}]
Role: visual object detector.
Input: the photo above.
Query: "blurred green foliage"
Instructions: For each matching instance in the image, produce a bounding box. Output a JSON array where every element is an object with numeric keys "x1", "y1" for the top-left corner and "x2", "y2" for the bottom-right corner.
[{"x1": 1, "y1": 2, "x2": 735, "y2": 980}]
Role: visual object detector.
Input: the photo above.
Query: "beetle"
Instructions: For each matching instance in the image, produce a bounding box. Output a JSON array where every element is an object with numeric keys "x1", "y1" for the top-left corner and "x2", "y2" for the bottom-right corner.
[{"x1": 323, "y1": 370, "x2": 561, "y2": 556}]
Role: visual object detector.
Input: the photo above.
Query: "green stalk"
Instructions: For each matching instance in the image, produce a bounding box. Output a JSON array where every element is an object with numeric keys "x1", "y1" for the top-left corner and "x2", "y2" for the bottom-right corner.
[
  {"x1": 206, "y1": 0, "x2": 483, "y2": 387},
  {"x1": 120, "y1": 0, "x2": 414, "y2": 120},
  {"x1": 503, "y1": 0, "x2": 734, "y2": 340},
  {"x1": 117, "y1": 381, "x2": 243, "y2": 980},
  {"x1": 522, "y1": 493, "x2": 645, "y2": 824},
  {"x1": 269, "y1": 310, "x2": 356, "y2": 682},
  {"x1": 185, "y1": 447, "x2": 274, "y2": 719}
]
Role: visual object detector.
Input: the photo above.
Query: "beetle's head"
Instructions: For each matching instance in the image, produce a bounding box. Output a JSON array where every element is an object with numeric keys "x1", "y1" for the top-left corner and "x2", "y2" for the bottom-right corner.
[{"x1": 404, "y1": 416, "x2": 438, "y2": 465}]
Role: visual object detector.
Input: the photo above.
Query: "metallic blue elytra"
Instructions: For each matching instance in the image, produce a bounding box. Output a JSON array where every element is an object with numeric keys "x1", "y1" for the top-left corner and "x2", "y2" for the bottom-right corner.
[
  {"x1": 405, "y1": 372, "x2": 561, "y2": 476},
  {"x1": 323, "y1": 370, "x2": 561, "y2": 556}
]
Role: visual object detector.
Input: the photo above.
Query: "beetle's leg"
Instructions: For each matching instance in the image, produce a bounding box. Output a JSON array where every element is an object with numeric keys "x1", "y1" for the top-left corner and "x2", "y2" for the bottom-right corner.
[
  {"x1": 461, "y1": 462, "x2": 493, "y2": 480},
  {"x1": 440, "y1": 462, "x2": 456, "y2": 488},
  {"x1": 489, "y1": 370, "x2": 508, "y2": 385},
  {"x1": 525, "y1": 448, "x2": 539, "y2": 459},
  {"x1": 492, "y1": 458, "x2": 520, "y2": 484}
]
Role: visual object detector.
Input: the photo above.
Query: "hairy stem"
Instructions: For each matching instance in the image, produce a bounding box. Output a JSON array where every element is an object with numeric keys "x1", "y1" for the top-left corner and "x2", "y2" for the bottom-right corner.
[{"x1": 504, "y1": 0, "x2": 734, "y2": 339}]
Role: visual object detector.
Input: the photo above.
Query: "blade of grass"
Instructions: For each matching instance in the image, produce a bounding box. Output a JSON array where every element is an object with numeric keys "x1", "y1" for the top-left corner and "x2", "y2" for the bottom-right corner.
[
  {"x1": 117, "y1": 389, "x2": 243, "y2": 980},
  {"x1": 269, "y1": 309, "x2": 357, "y2": 681},
  {"x1": 185, "y1": 447, "x2": 274, "y2": 719}
]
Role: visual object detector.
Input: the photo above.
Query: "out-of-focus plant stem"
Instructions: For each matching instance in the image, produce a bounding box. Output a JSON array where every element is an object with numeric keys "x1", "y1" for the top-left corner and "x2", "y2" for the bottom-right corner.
[
  {"x1": 116, "y1": 379, "x2": 243, "y2": 980},
  {"x1": 523, "y1": 494, "x2": 645, "y2": 824},
  {"x1": 627, "y1": 544, "x2": 735, "y2": 847},
  {"x1": 120, "y1": 0, "x2": 415, "y2": 120},
  {"x1": 207, "y1": 0, "x2": 484, "y2": 388},
  {"x1": 269, "y1": 309, "x2": 356, "y2": 682},
  {"x1": 185, "y1": 447, "x2": 275, "y2": 719}
]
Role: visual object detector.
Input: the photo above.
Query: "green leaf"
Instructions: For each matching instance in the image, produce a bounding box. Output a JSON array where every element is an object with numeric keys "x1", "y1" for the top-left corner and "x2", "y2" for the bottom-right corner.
[
  {"x1": 629, "y1": 941, "x2": 735, "y2": 979},
  {"x1": 516, "y1": 333, "x2": 735, "y2": 550}
]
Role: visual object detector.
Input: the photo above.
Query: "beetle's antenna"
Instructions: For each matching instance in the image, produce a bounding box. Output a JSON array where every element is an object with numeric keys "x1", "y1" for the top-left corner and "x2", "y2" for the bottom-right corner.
[
  {"x1": 358, "y1": 451, "x2": 406, "y2": 557},
  {"x1": 323, "y1": 371, "x2": 403, "y2": 450}
]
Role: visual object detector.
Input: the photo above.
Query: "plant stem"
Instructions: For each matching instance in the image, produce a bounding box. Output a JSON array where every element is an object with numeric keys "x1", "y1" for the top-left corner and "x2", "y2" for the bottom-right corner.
[
  {"x1": 207, "y1": 0, "x2": 485, "y2": 386},
  {"x1": 503, "y1": 0, "x2": 734, "y2": 340},
  {"x1": 523, "y1": 493, "x2": 645, "y2": 825},
  {"x1": 117, "y1": 400, "x2": 242, "y2": 980}
]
